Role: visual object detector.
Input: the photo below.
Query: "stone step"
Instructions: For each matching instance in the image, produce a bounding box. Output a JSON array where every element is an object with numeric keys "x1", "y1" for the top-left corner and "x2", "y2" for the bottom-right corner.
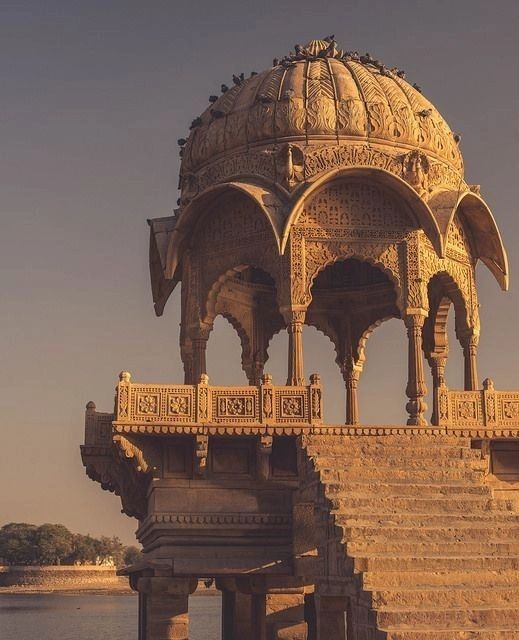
[
  {"x1": 343, "y1": 524, "x2": 519, "y2": 544},
  {"x1": 318, "y1": 467, "x2": 486, "y2": 485},
  {"x1": 330, "y1": 496, "x2": 510, "y2": 515},
  {"x1": 305, "y1": 435, "x2": 473, "y2": 448},
  {"x1": 307, "y1": 444, "x2": 481, "y2": 460},
  {"x1": 371, "y1": 586, "x2": 519, "y2": 609},
  {"x1": 385, "y1": 631, "x2": 519, "y2": 640},
  {"x1": 336, "y1": 513, "x2": 519, "y2": 528},
  {"x1": 324, "y1": 482, "x2": 491, "y2": 498},
  {"x1": 377, "y1": 606, "x2": 519, "y2": 630},
  {"x1": 363, "y1": 569, "x2": 519, "y2": 591},
  {"x1": 348, "y1": 540, "x2": 519, "y2": 557},
  {"x1": 355, "y1": 556, "x2": 519, "y2": 573},
  {"x1": 313, "y1": 455, "x2": 488, "y2": 471}
]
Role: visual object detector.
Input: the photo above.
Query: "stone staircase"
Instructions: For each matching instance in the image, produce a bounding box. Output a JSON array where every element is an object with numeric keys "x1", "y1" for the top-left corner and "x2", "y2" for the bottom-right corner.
[{"x1": 301, "y1": 434, "x2": 519, "y2": 639}]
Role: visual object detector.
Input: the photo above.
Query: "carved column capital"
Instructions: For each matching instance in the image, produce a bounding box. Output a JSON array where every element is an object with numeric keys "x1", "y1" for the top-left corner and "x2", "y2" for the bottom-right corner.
[{"x1": 136, "y1": 576, "x2": 198, "y2": 597}]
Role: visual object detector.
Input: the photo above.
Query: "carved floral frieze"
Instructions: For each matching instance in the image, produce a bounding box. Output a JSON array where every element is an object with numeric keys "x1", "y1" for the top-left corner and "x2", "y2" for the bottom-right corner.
[
  {"x1": 435, "y1": 383, "x2": 519, "y2": 429},
  {"x1": 181, "y1": 143, "x2": 466, "y2": 206}
]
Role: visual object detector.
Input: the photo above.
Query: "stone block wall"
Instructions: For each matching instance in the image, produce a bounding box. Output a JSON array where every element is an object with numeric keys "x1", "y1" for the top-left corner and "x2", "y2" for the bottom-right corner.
[{"x1": 0, "y1": 565, "x2": 129, "y2": 590}]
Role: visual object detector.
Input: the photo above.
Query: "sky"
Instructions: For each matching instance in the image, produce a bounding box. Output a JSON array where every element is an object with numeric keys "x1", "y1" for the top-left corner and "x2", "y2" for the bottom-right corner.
[{"x1": 1, "y1": 0, "x2": 519, "y2": 545}]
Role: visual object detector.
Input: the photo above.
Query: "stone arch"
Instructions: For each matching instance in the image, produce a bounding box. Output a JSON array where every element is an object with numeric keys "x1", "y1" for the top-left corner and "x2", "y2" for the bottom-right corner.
[
  {"x1": 424, "y1": 270, "x2": 472, "y2": 357},
  {"x1": 305, "y1": 257, "x2": 400, "y2": 424},
  {"x1": 208, "y1": 311, "x2": 252, "y2": 383},
  {"x1": 205, "y1": 264, "x2": 285, "y2": 384},
  {"x1": 203, "y1": 263, "x2": 281, "y2": 326},
  {"x1": 281, "y1": 167, "x2": 443, "y2": 255},
  {"x1": 356, "y1": 315, "x2": 399, "y2": 365},
  {"x1": 165, "y1": 182, "x2": 284, "y2": 281},
  {"x1": 185, "y1": 188, "x2": 283, "y2": 324},
  {"x1": 305, "y1": 248, "x2": 404, "y2": 315},
  {"x1": 431, "y1": 189, "x2": 508, "y2": 290}
]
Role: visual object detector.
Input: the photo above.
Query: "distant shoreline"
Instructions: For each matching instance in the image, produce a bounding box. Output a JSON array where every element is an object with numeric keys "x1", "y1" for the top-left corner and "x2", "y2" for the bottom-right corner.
[
  {"x1": 0, "y1": 587, "x2": 217, "y2": 596},
  {"x1": 0, "y1": 566, "x2": 217, "y2": 596}
]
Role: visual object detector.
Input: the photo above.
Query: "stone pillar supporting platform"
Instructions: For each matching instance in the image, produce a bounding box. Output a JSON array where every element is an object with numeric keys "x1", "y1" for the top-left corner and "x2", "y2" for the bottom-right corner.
[
  {"x1": 233, "y1": 576, "x2": 309, "y2": 640},
  {"x1": 217, "y1": 578, "x2": 253, "y2": 640},
  {"x1": 132, "y1": 575, "x2": 198, "y2": 640},
  {"x1": 314, "y1": 594, "x2": 347, "y2": 640}
]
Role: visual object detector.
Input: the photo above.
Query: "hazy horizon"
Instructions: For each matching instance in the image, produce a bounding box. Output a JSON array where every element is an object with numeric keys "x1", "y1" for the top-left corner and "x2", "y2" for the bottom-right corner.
[{"x1": 1, "y1": 1, "x2": 518, "y2": 545}]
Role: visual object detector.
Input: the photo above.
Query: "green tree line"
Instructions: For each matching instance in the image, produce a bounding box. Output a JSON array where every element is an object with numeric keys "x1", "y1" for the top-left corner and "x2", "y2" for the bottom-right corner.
[{"x1": 0, "y1": 523, "x2": 142, "y2": 567}]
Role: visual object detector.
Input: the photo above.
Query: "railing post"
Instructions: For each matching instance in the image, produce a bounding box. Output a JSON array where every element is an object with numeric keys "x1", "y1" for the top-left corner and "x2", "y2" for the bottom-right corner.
[
  {"x1": 117, "y1": 370, "x2": 132, "y2": 421},
  {"x1": 309, "y1": 373, "x2": 322, "y2": 424}
]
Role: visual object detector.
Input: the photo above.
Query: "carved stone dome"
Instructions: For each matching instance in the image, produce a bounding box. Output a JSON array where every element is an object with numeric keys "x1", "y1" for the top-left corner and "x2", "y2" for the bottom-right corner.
[{"x1": 181, "y1": 39, "x2": 463, "y2": 178}]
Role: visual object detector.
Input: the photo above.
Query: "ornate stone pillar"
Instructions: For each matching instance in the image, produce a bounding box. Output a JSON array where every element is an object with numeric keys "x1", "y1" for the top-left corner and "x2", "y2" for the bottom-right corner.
[
  {"x1": 461, "y1": 334, "x2": 479, "y2": 391},
  {"x1": 136, "y1": 577, "x2": 197, "y2": 640},
  {"x1": 250, "y1": 354, "x2": 265, "y2": 386},
  {"x1": 183, "y1": 358, "x2": 194, "y2": 385},
  {"x1": 188, "y1": 325, "x2": 211, "y2": 384},
  {"x1": 284, "y1": 309, "x2": 305, "y2": 386},
  {"x1": 404, "y1": 313, "x2": 428, "y2": 426},
  {"x1": 428, "y1": 354, "x2": 447, "y2": 426},
  {"x1": 341, "y1": 361, "x2": 362, "y2": 425}
]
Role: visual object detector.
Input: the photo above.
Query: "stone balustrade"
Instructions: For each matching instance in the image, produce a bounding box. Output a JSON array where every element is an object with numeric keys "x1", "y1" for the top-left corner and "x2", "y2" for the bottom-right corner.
[
  {"x1": 435, "y1": 378, "x2": 519, "y2": 435},
  {"x1": 110, "y1": 371, "x2": 323, "y2": 435}
]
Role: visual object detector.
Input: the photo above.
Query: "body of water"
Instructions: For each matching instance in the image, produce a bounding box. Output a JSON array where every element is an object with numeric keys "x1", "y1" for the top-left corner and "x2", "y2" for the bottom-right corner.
[{"x1": 0, "y1": 593, "x2": 221, "y2": 640}]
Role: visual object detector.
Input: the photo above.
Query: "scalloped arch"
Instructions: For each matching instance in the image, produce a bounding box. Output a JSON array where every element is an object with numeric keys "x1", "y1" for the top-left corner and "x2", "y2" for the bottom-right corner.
[{"x1": 306, "y1": 252, "x2": 404, "y2": 315}]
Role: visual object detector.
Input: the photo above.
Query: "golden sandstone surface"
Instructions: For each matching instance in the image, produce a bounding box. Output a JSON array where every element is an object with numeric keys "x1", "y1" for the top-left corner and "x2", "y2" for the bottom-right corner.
[{"x1": 82, "y1": 39, "x2": 519, "y2": 639}]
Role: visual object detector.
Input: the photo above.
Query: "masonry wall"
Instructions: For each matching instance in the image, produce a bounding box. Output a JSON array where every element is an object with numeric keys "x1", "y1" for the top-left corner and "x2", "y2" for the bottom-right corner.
[{"x1": 0, "y1": 565, "x2": 130, "y2": 590}]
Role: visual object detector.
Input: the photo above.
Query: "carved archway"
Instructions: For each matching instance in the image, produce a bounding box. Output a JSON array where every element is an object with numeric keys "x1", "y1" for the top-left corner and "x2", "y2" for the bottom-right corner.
[
  {"x1": 286, "y1": 178, "x2": 416, "y2": 312},
  {"x1": 306, "y1": 258, "x2": 400, "y2": 423},
  {"x1": 206, "y1": 266, "x2": 284, "y2": 385},
  {"x1": 281, "y1": 167, "x2": 443, "y2": 256}
]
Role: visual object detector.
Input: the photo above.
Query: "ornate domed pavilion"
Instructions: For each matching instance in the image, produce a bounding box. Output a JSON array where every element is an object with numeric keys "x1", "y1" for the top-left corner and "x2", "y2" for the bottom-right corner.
[
  {"x1": 150, "y1": 37, "x2": 507, "y2": 426},
  {"x1": 84, "y1": 39, "x2": 519, "y2": 640}
]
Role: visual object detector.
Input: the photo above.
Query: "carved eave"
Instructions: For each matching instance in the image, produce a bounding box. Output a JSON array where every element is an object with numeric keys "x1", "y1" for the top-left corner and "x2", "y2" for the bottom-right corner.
[
  {"x1": 434, "y1": 191, "x2": 509, "y2": 291},
  {"x1": 281, "y1": 167, "x2": 444, "y2": 256},
  {"x1": 148, "y1": 216, "x2": 180, "y2": 316}
]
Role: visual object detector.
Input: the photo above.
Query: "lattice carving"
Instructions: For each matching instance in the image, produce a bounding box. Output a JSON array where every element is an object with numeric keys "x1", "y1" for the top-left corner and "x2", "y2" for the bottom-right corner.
[
  {"x1": 289, "y1": 181, "x2": 413, "y2": 310},
  {"x1": 298, "y1": 181, "x2": 413, "y2": 229},
  {"x1": 446, "y1": 215, "x2": 474, "y2": 264}
]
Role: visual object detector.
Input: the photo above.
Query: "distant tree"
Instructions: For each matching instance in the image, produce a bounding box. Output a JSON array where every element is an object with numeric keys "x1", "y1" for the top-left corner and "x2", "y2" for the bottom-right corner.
[
  {"x1": 0, "y1": 523, "x2": 38, "y2": 565},
  {"x1": 69, "y1": 533, "x2": 99, "y2": 564},
  {"x1": 123, "y1": 545, "x2": 142, "y2": 566},
  {"x1": 0, "y1": 523, "x2": 139, "y2": 568},
  {"x1": 95, "y1": 535, "x2": 125, "y2": 566},
  {"x1": 34, "y1": 524, "x2": 74, "y2": 565}
]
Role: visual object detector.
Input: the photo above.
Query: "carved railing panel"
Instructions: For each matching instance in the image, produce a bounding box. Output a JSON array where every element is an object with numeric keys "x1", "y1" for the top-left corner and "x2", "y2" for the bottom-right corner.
[
  {"x1": 113, "y1": 371, "x2": 323, "y2": 432},
  {"x1": 435, "y1": 379, "x2": 519, "y2": 432}
]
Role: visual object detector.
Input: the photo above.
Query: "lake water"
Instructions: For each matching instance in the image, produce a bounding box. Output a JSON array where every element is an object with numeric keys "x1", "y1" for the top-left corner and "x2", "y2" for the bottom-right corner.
[{"x1": 0, "y1": 593, "x2": 221, "y2": 640}]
